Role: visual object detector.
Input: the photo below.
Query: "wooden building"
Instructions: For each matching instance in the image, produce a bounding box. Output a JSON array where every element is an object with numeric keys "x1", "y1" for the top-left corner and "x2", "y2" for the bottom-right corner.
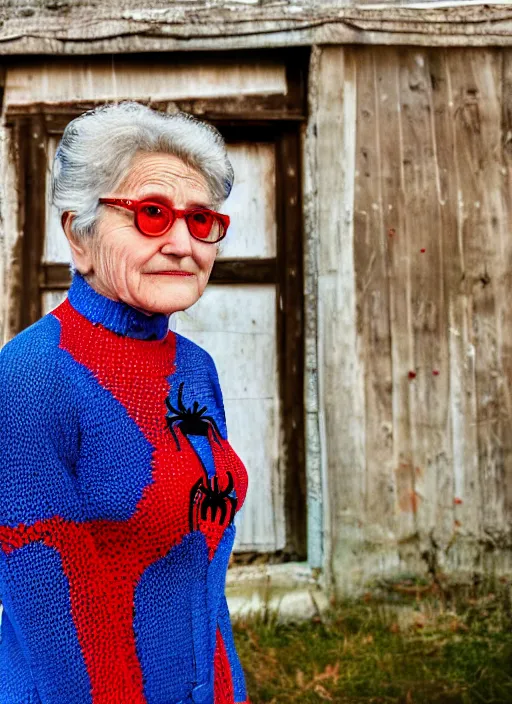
[{"x1": 0, "y1": 1, "x2": 511, "y2": 615}]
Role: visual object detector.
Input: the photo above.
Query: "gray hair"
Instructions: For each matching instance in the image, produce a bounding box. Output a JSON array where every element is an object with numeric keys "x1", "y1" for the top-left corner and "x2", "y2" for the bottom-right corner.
[{"x1": 51, "y1": 101, "x2": 234, "y2": 238}]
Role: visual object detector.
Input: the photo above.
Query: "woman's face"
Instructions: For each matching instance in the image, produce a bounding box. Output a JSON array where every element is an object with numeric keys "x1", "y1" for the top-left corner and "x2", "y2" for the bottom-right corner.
[{"x1": 64, "y1": 152, "x2": 219, "y2": 316}]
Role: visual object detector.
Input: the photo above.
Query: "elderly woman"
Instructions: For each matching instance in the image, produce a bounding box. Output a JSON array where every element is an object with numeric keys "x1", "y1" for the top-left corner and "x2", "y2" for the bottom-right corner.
[{"x1": 0, "y1": 102, "x2": 249, "y2": 704}]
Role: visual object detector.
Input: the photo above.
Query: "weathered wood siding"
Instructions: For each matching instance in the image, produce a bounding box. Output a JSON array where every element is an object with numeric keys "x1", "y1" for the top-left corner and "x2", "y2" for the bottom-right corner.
[
  {"x1": 5, "y1": 58, "x2": 287, "y2": 107},
  {"x1": 307, "y1": 45, "x2": 512, "y2": 595},
  {"x1": 0, "y1": 1, "x2": 511, "y2": 54},
  {"x1": 0, "y1": 123, "x2": 21, "y2": 345}
]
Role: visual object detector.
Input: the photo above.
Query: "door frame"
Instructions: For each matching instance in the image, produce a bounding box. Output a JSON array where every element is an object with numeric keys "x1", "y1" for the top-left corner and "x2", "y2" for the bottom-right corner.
[{"x1": 5, "y1": 48, "x2": 308, "y2": 559}]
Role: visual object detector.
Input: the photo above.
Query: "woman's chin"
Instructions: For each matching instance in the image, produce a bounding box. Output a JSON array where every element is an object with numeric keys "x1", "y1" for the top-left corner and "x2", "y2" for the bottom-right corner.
[{"x1": 135, "y1": 288, "x2": 201, "y2": 316}]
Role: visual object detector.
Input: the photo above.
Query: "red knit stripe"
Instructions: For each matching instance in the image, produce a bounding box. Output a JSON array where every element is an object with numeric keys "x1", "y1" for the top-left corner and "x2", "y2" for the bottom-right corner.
[{"x1": 214, "y1": 627, "x2": 235, "y2": 704}]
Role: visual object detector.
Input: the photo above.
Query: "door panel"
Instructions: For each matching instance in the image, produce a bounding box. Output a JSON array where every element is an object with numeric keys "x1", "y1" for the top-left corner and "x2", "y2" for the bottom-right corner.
[
  {"x1": 42, "y1": 290, "x2": 67, "y2": 315},
  {"x1": 44, "y1": 137, "x2": 69, "y2": 264},
  {"x1": 218, "y1": 143, "x2": 276, "y2": 259},
  {"x1": 174, "y1": 284, "x2": 283, "y2": 552}
]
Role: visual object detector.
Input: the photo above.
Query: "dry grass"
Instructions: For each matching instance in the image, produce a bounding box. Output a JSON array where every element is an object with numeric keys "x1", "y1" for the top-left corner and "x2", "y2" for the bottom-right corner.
[{"x1": 233, "y1": 576, "x2": 512, "y2": 703}]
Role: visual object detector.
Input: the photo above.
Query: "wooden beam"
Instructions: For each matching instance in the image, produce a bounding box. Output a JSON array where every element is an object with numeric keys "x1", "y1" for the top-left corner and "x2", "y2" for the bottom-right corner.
[
  {"x1": 5, "y1": 95, "x2": 306, "y2": 128},
  {"x1": 0, "y1": 3, "x2": 510, "y2": 54},
  {"x1": 212, "y1": 258, "x2": 277, "y2": 284},
  {"x1": 275, "y1": 126, "x2": 307, "y2": 560},
  {"x1": 313, "y1": 46, "x2": 367, "y2": 595},
  {"x1": 42, "y1": 259, "x2": 277, "y2": 290},
  {"x1": 19, "y1": 115, "x2": 46, "y2": 330}
]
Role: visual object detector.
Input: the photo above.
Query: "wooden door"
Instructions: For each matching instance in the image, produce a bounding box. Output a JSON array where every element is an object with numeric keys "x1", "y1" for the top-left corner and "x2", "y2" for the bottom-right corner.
[{"x1": 3, "y1": 50, "x2": 307, "y2": 559}]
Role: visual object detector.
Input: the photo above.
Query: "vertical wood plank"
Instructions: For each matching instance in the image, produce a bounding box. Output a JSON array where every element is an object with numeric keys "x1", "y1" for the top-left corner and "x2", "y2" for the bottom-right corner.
[
  {"x1": 316, "y1": 46, "x2": 367, "y2": 593},
  {"x1": 0, "y1": 119, "x2": 22, "y2": 345},
  {"x1": 447, "y1": 50, "x2": 508, "y2": 545},
  {"x1": 276, "y1": 127, "x2": 306, "y2": 560},
  {"x1": 397, "y1": 48, "x2": 452, "y2": 564},
  {"x1": 501, "y1": 49, "x2": 512, "y2": 535},
  {"x1": 429, "y1": 49, "x2": 482, "y2": 554},
  {"x1": 431, "y1": 48, "x2": 512, "y2": 564},
  {"x1": 372, "y1": 49, "x2": 417, "y2": 548},
  {"x1": 19, "y1": 115, "x2": 46, "y2": 330},
  {"x1": 353, "y1": 48, "x2": 395, "y2": 541},
  {"x1": 303, "y1": 44, "x2": 325, "y2": 570}
]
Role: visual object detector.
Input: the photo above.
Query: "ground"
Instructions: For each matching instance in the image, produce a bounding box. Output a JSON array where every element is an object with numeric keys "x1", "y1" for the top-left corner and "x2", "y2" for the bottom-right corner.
[{"x1": 233, "y1": 576, "x2": 512, "y2": 703}]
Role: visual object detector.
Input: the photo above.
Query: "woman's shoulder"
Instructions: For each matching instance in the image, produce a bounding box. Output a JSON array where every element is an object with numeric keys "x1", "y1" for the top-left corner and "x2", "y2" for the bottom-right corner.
[{"x1": 0, "y1": 312, "x2": 65, "y2": 391}]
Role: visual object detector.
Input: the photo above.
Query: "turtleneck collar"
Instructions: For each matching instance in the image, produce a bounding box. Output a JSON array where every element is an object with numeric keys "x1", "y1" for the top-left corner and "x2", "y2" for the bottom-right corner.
[{"x1": 67, "y1": 272, "x2": 170, "y2": 341}]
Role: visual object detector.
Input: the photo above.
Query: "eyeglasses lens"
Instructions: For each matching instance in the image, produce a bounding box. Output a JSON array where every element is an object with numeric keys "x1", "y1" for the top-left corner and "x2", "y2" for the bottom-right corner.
[
  {"x1": 187, "y1": 211, "x2": 224, "y2": 243},
  {"x1": 137, "y1": 204, "x2": 171, "y2": 236}
]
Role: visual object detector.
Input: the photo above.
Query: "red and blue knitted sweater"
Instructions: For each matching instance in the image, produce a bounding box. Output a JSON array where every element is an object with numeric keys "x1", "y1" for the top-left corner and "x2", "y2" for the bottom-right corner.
[{"x1": 0, "y1": 272, "x2": 249, "y2": 704}]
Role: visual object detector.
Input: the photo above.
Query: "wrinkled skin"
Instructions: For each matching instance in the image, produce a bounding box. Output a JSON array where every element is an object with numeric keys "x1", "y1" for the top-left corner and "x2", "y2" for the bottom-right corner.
[{"x1": 63, "y1": 152, "x2": 219, "y2": 316}]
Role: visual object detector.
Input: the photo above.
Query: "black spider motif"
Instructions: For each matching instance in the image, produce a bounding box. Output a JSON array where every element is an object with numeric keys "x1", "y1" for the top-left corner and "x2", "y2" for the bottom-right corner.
[
  {"x1": 189, "y1": 470, "x2": 237, "y2": 531},
  {"x1": 165, "y1": 381, "x2": 222, "y2": 451}
]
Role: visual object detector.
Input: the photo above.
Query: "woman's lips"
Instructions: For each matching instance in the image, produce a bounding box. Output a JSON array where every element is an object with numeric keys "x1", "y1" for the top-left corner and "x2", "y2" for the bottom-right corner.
[{"x1": 152, "y1": 271, "x2": 195, "y2": 277}]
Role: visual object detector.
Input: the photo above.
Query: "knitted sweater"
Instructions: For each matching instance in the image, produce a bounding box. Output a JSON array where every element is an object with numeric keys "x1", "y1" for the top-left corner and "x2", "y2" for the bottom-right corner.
[{"x1": 0, "y1": 272, "x2": 249, "y2": 704}]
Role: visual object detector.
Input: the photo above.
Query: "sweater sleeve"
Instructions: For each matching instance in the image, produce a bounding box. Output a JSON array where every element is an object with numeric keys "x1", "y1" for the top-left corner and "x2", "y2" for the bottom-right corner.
[
  {"x1": 0, "y1": 334, "x2": 80, "y2": 528},
  {"x1": 0, "y1": 330, "x2": 88, "y2": 702}
]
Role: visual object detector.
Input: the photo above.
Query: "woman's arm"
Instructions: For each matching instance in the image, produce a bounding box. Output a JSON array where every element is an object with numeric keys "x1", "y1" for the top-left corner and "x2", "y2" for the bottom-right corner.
[{"x1": 0, "y1": 325, "x2": 89, "y2": 703}]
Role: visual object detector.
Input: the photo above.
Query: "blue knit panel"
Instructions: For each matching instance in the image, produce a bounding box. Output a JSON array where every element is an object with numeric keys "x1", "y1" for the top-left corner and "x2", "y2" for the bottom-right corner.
[
  {"x1": 0, "y1": 316, "x2": 84, "y2": 525},
  {"x1": 0, "y1": 544, "x2": 91, "y2": 704},
  {"x1": 0, "y1": 609, "x2": 42, "y2": 704},
  {"x1": 206, "y1": 524, "x2": 235, "y2": 656},
  {"x1": 133, "y1": 532, "x2": 212, "y2": 704},
  {"x1": 169, "y1": 334, "x2": 227, "y2": 480},
  {"x1": 59, "y1": 344, "x2": 155, "y2": 521},
  {"x1": 0, "y1": 313, "x2": 155, "y2": 523}
]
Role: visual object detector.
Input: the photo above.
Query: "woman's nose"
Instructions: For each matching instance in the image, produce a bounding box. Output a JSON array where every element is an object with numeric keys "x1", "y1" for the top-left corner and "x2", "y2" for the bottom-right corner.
[{"x1": 159, "y1": 217, "x2": 193, "y2": 257}]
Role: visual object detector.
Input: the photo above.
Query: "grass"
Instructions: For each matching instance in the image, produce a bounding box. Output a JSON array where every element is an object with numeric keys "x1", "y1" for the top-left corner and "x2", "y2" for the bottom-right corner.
[{"x1": 232, "y1": 577, "x2": 512, "y2": 703}]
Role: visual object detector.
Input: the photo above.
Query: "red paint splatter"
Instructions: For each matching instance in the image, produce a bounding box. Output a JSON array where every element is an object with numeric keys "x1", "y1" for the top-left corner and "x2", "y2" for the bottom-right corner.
[
  {"x1": 432, "y1": 369, "x2": 440, "y2": 376},
  {"x1": 420, "y1": 248, "x2": 426, "y2": 253},
  {"x1": 410, "y1": 491, "x2": 421, "y2": 514},
  {"x1": 408, "y1": 371, "x2": 417, "y2": 380},
  {"x1": 454, "y1": 497, "x2": 463, "y2": 505}
]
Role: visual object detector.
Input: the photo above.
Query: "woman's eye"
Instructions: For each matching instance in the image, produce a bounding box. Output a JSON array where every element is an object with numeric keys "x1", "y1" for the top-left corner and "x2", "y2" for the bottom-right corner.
[{"x1": 142, "y1": 205, "x2": 163, "y2": 218}]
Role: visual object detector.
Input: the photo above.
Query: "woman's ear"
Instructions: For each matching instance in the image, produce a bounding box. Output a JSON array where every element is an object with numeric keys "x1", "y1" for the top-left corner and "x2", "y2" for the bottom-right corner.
[{"x1": 61, "y1": 212, "x2": 93, "y2": 275}]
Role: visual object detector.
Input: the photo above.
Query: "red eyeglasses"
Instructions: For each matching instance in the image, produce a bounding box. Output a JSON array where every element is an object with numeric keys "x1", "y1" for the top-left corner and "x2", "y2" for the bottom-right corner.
[{"x1": 98, "y1": 198, "x2": 230, "y2": 244}]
